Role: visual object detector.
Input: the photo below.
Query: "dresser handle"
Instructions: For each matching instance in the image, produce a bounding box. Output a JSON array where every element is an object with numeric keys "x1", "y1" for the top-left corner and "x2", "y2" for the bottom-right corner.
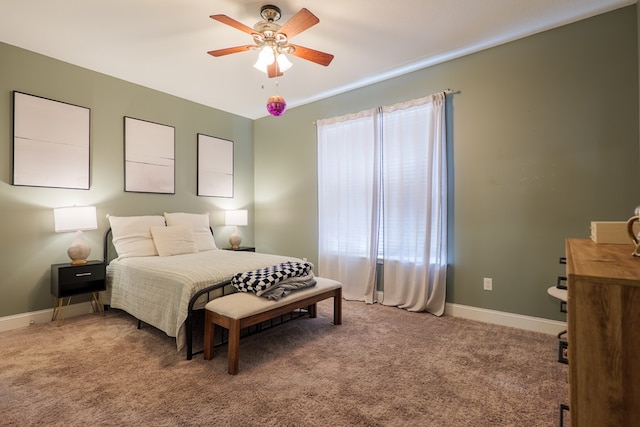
[{"x1": 75, "y1": 272, "x2": 92, "y2": 277}]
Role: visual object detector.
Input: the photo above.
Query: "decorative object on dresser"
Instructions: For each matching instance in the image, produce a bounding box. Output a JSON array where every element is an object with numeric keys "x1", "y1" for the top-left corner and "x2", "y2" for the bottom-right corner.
[
  {"x1": 626, "y1": 204, "x2": 640, "y2": 256},
  {"x1": 54, "y1": 205, "x2": 98, "y2": 265},
  {"x1": 51, "y1": 260, "x2": 106, "y2": 326},
  {"x1": 565, "y1": 238, "x2": 640, "y2": 426},
  {"x1": 225, "y1": 209, "x2": 248, "y2": 250},
  {"x1": 590, "y1": 220, "x2": 637, "y2": 244}
]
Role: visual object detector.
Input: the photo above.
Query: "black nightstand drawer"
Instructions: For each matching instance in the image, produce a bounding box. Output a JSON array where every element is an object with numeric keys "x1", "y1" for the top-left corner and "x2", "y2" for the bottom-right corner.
[
  {"x1": 57, "y1": 263, "x2": 105, "y2": 283},
  {"x1": 51, "y1": 260, "x2": 106, "y2": 298}
]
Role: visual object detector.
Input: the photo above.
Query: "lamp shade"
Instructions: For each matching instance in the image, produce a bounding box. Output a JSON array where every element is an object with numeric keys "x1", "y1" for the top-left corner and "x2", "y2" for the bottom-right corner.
[
  {"x1": 225, "y1": 210, "x2": 248, "y2": 227},
  {"x1": 276, "y1": 54, "x2": 292, "y2": 72},
  {"x1": 54, "y1": 206, "x2": 98, "y2": 232},
  {"x1": 253, "y1": 46, "x2": 275, "y2": 73}
]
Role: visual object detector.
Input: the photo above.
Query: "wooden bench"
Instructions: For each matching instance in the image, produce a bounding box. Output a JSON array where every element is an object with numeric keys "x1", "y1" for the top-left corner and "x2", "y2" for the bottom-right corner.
[{"x1": 203, "y1": 277, "x2": 342, "y2": 374}]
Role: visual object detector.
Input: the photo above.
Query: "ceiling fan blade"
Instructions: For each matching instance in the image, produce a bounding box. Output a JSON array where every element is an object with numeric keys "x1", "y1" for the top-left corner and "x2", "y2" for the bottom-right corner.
[
  {"x1": 210, "y1": 14, "x2": 257, "y2": 35},
  {"x1": 277, "y1": 8, "x2": 319, "y2": 39},
  {"x1": 288, "y1": 44, "x2": 334, "y2": 66},
  {"x1": 267, "y1": 62, "x2": 284, "y2": 78},
  {"x1": 207, "y1": 45, "x2": 254, "y2": 57}
]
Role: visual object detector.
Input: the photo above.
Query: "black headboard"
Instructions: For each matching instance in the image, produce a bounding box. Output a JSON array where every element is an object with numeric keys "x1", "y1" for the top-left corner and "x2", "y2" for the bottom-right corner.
[{"x1": 103, "y1": 228, "x2": 118, "y2": 265}]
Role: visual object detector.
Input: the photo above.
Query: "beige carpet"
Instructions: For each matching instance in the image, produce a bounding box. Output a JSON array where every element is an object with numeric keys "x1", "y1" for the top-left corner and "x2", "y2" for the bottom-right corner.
[{"x1": 0, "y1": 300, "x2": 567, "y2": 426}]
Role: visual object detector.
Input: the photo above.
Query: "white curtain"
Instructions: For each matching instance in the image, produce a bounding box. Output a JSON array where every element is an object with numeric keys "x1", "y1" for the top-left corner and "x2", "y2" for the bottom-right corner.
[
  {"x1": 379, "y1": 93, "x2": 447, "y2": 314},
  {"x1": 317, "y1": 109, "x2": 379, "y2": 303},
  {"x1": 317, "y1": 93, "x2": 447, "y2": 315}
]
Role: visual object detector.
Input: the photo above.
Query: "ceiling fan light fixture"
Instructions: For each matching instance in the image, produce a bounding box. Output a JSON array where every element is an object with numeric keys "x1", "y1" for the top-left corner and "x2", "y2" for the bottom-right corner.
[
  {"x1": 276, "y1": 54, "x2": 292, "y2": 72},
  {"x1": 209, "y1": 7, "x2": 333, "y2": 78},
  {"x1": 253, "y1": 46, "x2": 275, "y2": 72}
]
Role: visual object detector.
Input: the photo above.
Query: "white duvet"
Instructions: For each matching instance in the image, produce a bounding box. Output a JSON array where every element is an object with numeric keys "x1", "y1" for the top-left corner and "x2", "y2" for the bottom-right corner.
[{"x1": 106, "y1": 250, "x2": 302, "y2": 350}]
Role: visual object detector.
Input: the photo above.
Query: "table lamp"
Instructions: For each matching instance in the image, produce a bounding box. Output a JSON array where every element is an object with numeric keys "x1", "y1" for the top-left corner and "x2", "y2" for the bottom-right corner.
[
  {"x1": 225, "y1": 209, "x2": 248, "y2": 250},
  {"x1": 54, "y1": 206, "x2": 98, "y2": 265}
]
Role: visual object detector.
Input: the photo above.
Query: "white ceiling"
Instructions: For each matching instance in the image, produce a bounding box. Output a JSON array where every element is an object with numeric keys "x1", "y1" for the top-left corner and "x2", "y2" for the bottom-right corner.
[{"x1": 0, "y1": 0, "x2": 635, "y2": 119}]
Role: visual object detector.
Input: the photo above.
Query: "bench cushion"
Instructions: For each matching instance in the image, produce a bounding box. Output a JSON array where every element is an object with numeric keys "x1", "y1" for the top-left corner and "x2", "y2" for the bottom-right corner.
[{"x1": 205, "y1": 277, "x2": 341, "y2": 319}]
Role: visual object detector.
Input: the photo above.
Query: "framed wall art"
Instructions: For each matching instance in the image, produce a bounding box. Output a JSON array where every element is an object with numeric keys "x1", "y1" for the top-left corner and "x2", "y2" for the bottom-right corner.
[
  {"x1": 197, "y1": 133, "x2": 233, "y2": 198},
  {"x1": 124, "y1": 116, "x2": 175, "y2": 194},
  {"x1": 12, "y1": 91, "x2": 91, "y2": 189}
]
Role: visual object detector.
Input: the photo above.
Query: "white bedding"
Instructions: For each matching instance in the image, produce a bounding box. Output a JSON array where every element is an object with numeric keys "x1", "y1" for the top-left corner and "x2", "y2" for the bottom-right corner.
[{"x1": 106, "y1": 250, "x2": 302, "y2": 350}]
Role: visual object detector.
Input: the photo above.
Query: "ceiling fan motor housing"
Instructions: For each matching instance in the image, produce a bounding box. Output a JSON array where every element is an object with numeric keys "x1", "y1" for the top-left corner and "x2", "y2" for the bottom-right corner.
[{"x1": 260, "y1": 5, "x2": 281, "y2": 22}]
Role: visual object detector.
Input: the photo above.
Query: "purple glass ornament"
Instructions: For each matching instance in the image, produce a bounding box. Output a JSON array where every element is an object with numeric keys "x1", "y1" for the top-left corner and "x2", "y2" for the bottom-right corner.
[{"x1": 266, "y1": 95, "x2": 286, "y2": 116}]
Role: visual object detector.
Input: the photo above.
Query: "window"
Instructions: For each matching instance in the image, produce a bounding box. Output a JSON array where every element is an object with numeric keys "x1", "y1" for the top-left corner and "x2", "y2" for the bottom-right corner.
[{"x1": 317, "y1": 93, "x2": 447, "y2": 314}]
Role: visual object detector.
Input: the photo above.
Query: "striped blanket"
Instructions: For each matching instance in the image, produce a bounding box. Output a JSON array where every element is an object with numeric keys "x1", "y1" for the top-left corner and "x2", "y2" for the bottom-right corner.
[{"x1": 231, "y1": 261, "x2": 316, "y2": 300}]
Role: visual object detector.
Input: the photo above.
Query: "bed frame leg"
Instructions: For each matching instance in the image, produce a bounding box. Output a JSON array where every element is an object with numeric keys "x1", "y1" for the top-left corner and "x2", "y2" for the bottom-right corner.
[
  {"x1": 186, "y1": 313, "x2": 193, "y2": 360},
  {"x1": 203, "y1": 311, "x2": 214, "y2": 360}
]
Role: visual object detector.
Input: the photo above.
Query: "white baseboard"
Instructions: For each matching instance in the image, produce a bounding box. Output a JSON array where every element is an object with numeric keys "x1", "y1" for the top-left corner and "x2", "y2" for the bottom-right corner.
[
  {"x1": 377, "y1": 290, "x2": 565, "y2": 335},
  {"x1": 445, "y1": 302, "x2": 566, "y2": 336},
  {"x1": 0, "y1": 301, "x2": 94, "y2": 333}
]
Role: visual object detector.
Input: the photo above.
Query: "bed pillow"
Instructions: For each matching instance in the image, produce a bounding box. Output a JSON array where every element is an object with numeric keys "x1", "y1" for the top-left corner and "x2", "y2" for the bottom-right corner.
[
  {"x1": 164, "y1": 212, "x2": 218, "y2": 251},
  {"x1": 150, "y1": 225, "x2": 198, "y2": 257},
  {"x1": 108, "y1": 215, "x2": 166, "y2": 258}
]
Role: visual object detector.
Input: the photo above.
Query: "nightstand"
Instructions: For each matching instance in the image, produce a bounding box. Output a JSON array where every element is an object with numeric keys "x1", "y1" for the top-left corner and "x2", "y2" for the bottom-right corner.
[
  {"x1": 51, "y1": 260, "x2": 106, "y2": 325},
  {"x1": 223, "y1": 246, "x2": 256, "y2": 252}
]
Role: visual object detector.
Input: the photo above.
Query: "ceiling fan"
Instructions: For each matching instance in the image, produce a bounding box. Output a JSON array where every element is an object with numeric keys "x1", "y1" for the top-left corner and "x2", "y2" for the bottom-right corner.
[{"x1": 207, "y1": 5, "x2": 334, "y2": 78}]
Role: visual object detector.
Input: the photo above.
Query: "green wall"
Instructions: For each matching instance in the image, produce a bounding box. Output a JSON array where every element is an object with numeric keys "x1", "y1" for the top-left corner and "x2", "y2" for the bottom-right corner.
[
  {"x1": 254, "y1": 6, "x2": 640, "y2": 321},
  {"x1": 0, "y1": 42, "x2": 254, "y2": 317}
]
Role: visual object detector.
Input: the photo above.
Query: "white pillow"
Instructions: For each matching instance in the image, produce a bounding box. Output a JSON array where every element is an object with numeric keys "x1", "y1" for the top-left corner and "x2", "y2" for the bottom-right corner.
[
  {"x1": 108, "y1": 215, "x2": 166, "y2": 258},
  {"x1": 150, "y1": 225, "x2": 198, "y2": 257},
  {"x1": 164, "y1": 212, "x2": 218, "y2": 251}
]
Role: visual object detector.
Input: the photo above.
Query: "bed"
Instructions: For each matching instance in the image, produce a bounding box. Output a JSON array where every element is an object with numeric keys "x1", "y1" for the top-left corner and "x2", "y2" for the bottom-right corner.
[{"x1": 103, "y1": 213, "x2": 307, "y2": 360}]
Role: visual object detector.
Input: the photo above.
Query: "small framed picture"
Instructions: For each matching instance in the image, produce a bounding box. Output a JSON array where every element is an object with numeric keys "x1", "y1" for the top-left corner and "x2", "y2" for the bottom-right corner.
[
  {"x1": 124, "y1": 116, "x2": 175, "y2": 194},
  {"x1": 197, "y1": 133, "x2": 233, "y2": 198}
]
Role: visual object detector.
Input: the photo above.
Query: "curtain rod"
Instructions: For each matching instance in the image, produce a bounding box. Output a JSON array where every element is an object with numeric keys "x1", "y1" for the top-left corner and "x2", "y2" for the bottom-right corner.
[{"x1": 313, "y1": 89, "x2": 455, "y2": 125}]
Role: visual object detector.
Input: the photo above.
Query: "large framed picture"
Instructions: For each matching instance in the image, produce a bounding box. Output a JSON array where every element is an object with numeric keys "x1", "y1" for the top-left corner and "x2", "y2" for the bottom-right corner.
[
  {"x1": 197, "y1": 133, "x2": 234, "y2": 198},
  {"x1": 12, "y1": 91, "x2": 91, "y2": 189},
  {"x1": 124, "y1": 116, "x2": 175, "y2": 194}
]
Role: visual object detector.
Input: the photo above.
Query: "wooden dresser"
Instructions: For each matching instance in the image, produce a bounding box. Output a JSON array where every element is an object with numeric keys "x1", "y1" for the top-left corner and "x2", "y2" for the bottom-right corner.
[{"x1": 565, "y1": 238, "x2": 640, "y2": 426}]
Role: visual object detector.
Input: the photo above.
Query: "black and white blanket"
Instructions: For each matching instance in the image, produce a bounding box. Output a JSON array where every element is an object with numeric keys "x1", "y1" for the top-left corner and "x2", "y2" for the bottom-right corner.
[{"x1": 231, "y1": 261, "x2": 316, "y2": 300}]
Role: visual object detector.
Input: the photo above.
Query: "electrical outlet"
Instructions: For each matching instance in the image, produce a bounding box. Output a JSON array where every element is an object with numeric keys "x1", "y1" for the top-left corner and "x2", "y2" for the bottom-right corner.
[{"x1": 483, "y1": 277, "x2": 493, "y2": 291}]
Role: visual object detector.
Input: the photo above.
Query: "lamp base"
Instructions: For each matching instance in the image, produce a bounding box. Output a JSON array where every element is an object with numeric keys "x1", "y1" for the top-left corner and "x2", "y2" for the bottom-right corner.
[
  {"x1": 229, "y1": 232, "x2": 241, "y2": 250},
  {"x1": 67, "y1": 230, "x2": 91, "y2": 265}
]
